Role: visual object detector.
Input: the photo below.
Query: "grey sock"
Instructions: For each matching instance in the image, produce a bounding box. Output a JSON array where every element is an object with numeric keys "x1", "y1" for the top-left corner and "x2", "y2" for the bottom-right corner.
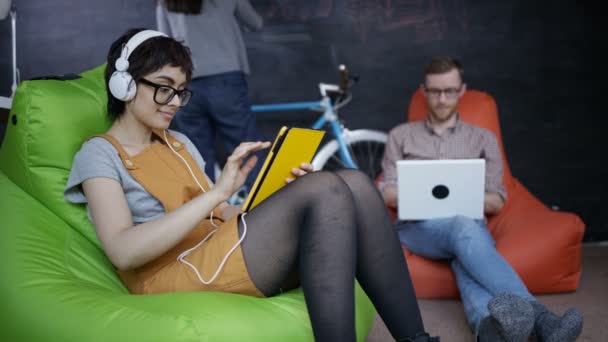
[
  {"x1": 487, "y1": 293, "x2": 535, "y2": 342},
  {"x1": 530, "y1": 301, "x2": 583, "y2": 342}
]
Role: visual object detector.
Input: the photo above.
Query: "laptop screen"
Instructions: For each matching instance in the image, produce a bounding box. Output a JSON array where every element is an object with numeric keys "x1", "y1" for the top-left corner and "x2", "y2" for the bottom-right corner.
[{"x1": 396, "y1": 159, "x2": 485, "y2": 220}]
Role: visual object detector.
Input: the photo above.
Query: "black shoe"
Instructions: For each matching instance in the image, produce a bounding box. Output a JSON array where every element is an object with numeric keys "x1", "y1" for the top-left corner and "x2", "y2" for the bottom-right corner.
[
  {"x1": 477, "y1": 316, "x2": 506, "y2": 342},
  {"x1": 398, "y1": 332, "x2": 441, "y2": 342}
]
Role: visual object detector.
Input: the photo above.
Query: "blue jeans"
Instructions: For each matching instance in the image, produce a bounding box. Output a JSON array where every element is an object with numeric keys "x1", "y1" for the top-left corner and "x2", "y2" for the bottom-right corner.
[
  {"x1": 170, "y1": 71, "x2": 266, "y2": 190},
  {"x1": 395, "y1": 216, "x2": 533, "y2": 333}
]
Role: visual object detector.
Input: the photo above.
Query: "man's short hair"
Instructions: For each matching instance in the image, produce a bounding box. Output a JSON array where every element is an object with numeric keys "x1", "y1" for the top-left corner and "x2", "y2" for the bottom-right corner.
[{"x1": 424, "y1": 56, "x2": 464, "y2": 82}]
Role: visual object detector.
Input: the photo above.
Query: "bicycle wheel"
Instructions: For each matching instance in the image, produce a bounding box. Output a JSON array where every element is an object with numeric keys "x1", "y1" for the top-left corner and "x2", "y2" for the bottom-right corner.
[{"x1": 312, "y1": 129, "x2": 387, "y2": 180}]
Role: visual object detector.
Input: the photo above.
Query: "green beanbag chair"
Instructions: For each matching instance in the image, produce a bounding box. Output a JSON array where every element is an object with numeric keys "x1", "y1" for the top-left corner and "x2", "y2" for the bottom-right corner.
[{"x1": 0, "y1": 64, "x2": 375, "y2": 341}]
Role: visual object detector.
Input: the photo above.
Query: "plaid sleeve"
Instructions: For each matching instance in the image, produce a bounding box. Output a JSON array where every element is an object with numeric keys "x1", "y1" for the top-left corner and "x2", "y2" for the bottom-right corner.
[
  {"x1": 482, "y1": 131, "x2": 507, "y2": 200},
  {"x1": 378, "y1": 125, "x2": 405, "y2": 192}
]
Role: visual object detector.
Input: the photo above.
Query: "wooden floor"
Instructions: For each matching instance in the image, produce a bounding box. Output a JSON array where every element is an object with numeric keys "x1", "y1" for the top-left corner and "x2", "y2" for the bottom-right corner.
[{"x1": 367, "y1": 245, "x2": 608, "y2": 342}]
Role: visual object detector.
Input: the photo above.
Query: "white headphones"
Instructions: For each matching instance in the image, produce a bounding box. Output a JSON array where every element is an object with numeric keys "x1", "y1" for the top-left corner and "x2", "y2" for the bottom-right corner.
[{"x1": 108, "y1": 30, "x2": 168, "y2": 101}]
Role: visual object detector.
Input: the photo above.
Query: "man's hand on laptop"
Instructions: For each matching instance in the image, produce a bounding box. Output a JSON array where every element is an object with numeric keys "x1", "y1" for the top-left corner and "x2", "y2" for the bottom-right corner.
[
  {"x1": 286, "y1": 163, "x2": 314, "y2": 184},
  {"x1": 483, "y1": 192, "x2": 505, "y2": 215}
]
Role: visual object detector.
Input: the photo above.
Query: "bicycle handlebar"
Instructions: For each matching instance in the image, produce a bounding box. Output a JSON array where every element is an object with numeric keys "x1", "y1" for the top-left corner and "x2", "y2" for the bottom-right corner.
[
  {"x1": 251, "y1": 65, "x2": 357, "y2": 113},
  {"x1": 338, "y1": 64, "x2": 359, "y2": 93},
  {"x1": 339, "y1": 65, "x2": 349, "y2": 92}
]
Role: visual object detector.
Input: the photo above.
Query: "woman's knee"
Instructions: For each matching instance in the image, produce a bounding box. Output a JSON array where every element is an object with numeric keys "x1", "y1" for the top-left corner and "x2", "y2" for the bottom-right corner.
[
  {"x1": 334, "y1": 169, "x2": 374, "y2": 193},
  {"x1": 293, "y1": 171, "x2": 352, "y2": 201}
]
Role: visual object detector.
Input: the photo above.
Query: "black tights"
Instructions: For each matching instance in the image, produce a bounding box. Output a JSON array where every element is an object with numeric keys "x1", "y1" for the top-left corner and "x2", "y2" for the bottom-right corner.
[{"x1": 238, "y1": 170, "x2": 424, "y2": 341}]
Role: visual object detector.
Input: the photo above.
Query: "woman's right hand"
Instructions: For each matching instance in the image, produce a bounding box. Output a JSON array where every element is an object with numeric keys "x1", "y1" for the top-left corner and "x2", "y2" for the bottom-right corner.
[{"x1": 214, "y1": 141, "x2": 270, "y2": 200}]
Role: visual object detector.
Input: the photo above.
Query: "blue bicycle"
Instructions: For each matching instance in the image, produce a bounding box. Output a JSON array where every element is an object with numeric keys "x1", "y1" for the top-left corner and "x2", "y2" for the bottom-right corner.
[{"x1": 250, "y1": 65, "x2": 388, "y2": 180}]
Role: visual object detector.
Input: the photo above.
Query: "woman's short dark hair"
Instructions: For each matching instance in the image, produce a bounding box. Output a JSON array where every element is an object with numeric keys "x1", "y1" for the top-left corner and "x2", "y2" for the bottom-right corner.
[
  {"x1": 104, "y1": 28, "x2": 193, "y2": 121},
  {"x1": 165, "y1": 0, "x2": 203, "y2": 14}
]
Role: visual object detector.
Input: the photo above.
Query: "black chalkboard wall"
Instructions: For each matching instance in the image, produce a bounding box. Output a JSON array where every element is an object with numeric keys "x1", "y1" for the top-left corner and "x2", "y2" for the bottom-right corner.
[{"x1": 0, "y1": 1, "x2": 602, "y2": 241}]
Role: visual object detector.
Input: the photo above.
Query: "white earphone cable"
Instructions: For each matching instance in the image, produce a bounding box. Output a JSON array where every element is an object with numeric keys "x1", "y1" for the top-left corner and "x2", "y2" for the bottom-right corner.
[
  {"x1": 176, "y1": 213, "x2": 248, "y2": 285},
  {"x1": 163, "y1": 129, "x2": 248, "y2": 285},
  {"x1": 164, "y1": 129, "x2": 219, "y2": 228}
]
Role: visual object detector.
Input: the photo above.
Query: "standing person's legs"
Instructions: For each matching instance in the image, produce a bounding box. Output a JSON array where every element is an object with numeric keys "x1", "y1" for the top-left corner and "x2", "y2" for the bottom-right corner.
[
  {"x1": 239, "y1": 171, "x2": 432, "y2": 342},
  {"x1": 207, "y1": 71, "x2": 266, "y2": 190},
  {"x1": 170, "y1": 77, "x2": 218, "y2": 180}
]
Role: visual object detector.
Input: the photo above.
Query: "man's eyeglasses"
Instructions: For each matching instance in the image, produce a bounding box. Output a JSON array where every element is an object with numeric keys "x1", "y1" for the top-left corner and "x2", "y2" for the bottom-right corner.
[
  {"x1": 423, "y1": 85, "x2": 462, "y2": 99},
  {"x1": 139, "y1": 78, "x2": 192, "y2": 106}
]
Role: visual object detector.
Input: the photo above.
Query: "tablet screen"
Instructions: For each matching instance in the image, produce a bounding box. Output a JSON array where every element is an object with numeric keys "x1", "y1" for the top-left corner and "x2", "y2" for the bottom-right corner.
[{"x1": 242, "y1": 126, "x2": 325, "y2": 212}]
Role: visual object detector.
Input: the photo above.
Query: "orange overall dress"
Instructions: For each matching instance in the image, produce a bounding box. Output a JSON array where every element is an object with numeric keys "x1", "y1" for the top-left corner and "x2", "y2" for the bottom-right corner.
[{"x1": 96, "y1": 131, "x2": 263, "y2": 297}]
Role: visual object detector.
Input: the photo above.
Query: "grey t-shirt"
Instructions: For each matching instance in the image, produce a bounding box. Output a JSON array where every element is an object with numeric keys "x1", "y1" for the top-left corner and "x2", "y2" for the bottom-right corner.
[
  {"x1": 64, "y1": 130, "x2": 206, "y2": 224},
  {"x1": 156, "y1": 0, "x2": 263, "y2": 78}
]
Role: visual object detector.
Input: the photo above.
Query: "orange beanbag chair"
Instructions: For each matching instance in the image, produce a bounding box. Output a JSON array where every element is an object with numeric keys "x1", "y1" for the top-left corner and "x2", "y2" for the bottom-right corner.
[{"x1": 387, "y1": 89, "x2": 585, "y2": 299}]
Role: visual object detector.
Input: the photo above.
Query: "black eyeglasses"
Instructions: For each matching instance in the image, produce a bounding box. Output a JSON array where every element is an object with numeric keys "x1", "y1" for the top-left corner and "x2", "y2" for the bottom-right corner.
[
  {"x1": 423, "y1": 85, "x2": 462, "y2": 99},
  {"x1": 139, "y1": 78, "x2": 192, "y2": 106}
]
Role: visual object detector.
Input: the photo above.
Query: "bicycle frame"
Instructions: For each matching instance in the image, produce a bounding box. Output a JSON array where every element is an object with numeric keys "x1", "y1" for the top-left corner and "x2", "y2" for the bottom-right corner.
[
  {"x1": 0, "y1": 5, "x2": 18, "y2": 110},
  {"x1": 251, "y1": 96, "x2": 358, "y2": 168}
]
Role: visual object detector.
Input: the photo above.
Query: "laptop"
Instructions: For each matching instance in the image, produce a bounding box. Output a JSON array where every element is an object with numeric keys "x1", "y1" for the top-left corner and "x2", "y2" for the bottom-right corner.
[
  {"x1": 242, "y1": 126, "x2": 325, "y2": 212},
  {"x1": 396, "y1": 159, "x2": 485, "y2": 220}
]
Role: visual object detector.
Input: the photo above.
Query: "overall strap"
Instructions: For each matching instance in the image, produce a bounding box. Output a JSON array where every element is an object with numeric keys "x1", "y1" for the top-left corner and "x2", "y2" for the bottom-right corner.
[
  {"x1": 89, "y1": 134, "x2": 138, "y2": 170},
  {"x1": 153, "y1": 128, "x2": 185, "y2": 151},
  {"x1": 154, "y1": 129, "x2": 214, "y2": 193}
]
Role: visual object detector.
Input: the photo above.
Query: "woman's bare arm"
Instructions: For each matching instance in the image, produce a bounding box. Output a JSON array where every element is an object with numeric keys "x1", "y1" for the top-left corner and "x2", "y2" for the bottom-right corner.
[
  {"x1": 85, "y1": 141, "x2": 270, "y2": 270},
  {"x1": 83, "y1": 177, "x2": 226, "y2": 270}
]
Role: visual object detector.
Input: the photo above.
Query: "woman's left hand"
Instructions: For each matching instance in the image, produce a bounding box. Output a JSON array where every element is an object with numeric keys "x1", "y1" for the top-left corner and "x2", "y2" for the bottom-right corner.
[{"x1": 286, "y1": 162, "x2": 314, "y2": 183}]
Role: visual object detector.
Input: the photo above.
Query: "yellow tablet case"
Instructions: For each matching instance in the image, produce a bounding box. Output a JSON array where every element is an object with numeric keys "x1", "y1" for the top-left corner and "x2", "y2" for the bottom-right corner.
[{"x1": 242, "y1": 126, "x2": 325, "y2": 212}]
